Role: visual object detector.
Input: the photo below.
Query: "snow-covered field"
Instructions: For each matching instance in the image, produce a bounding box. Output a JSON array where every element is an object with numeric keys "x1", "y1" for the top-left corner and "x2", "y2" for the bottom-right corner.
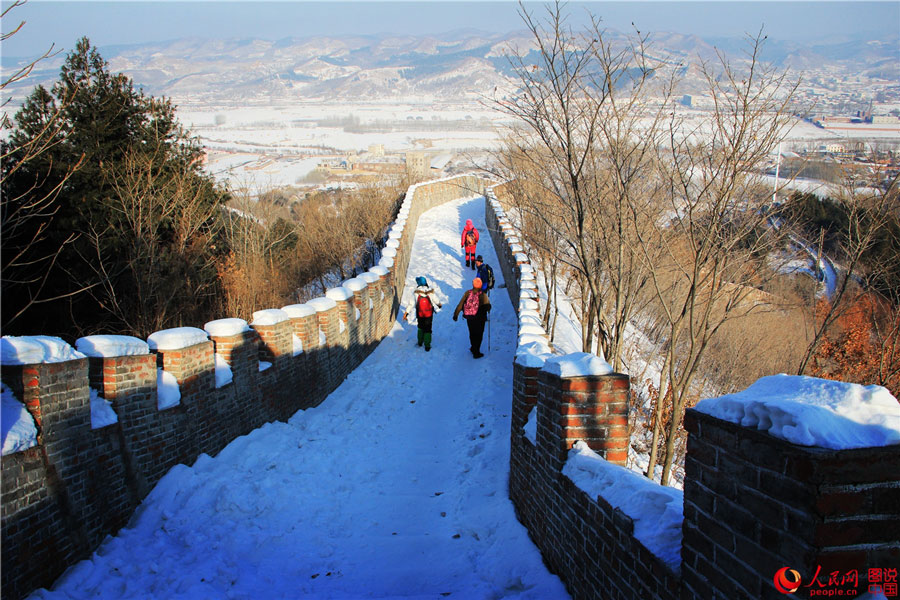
[{"x1": 179, "y1": 103, "x2": 508, "y2": 191}]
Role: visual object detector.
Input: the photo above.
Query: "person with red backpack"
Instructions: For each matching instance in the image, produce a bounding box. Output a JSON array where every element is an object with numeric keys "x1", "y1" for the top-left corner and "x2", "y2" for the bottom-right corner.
[
  {"x1": 452, "y1": 277, "x2": 492, "y2": 358},
  {"x1": 403, "y1": 276, "x2": 442, "y2": 351},
  {"x1": 461, "y1": 219, "x2": 480, "y2": 269}
]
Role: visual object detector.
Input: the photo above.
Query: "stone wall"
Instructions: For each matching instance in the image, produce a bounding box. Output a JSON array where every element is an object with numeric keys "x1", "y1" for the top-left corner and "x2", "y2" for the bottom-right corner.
[
  {"x1": 488, "y1": 184, "x2": 900, "y2": 600},
  {"x1": 0, "y1": 174, "x2": 489, "y2": 600}
]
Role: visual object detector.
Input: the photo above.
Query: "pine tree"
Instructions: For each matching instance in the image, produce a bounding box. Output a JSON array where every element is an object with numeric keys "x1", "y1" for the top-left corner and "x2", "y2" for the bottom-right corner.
[{"x1": 2, "y1": 37, "x2": 226, "y2": 337}]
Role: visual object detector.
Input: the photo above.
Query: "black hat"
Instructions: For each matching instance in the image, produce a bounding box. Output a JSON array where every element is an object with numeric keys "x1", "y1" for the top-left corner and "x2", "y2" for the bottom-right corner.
[{"x1": 475, "y1": 255, "x2": 483, "y2": 262}]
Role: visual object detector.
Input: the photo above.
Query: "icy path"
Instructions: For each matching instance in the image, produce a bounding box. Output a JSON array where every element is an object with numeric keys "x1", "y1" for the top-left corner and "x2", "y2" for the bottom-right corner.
[{"x1": 33, "y1": 197, "x2": 569, "y2": 600}]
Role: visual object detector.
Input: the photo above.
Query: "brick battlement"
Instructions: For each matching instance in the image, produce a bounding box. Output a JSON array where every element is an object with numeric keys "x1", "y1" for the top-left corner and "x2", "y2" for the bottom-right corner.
[
  {"x1": 486, "y1": 184, "x2": 900, "y2": 600},
  {"x1": 0, "y1": 174, "x2": 489, "y2": 600}
]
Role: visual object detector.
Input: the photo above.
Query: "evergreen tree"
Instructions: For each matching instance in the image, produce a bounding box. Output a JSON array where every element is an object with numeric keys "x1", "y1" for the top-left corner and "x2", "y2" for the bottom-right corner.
[{"x1": 2, "y1": 37, "x2": 226, "y2": 337}]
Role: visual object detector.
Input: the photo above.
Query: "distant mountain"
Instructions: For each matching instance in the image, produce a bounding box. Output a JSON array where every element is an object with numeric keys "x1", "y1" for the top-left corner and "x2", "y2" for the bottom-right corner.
[{"x1": 2, "y1": 29, "x2": 896, "y2": 105}]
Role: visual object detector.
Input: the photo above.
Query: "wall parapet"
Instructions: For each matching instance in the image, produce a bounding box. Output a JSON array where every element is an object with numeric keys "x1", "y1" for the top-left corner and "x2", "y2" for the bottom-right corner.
[
  {"x1": 0, "y1": 173, "x2": 489, "y2": 600},
  {"x1": 487, "y1": 183, "x2": 900, "y2": 600}
]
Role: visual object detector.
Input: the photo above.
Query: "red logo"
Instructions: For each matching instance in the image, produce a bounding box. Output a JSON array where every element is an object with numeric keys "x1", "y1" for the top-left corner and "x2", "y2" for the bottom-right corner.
[{"x1": 775, "y1": 567, "x2": 803, "y2": 594}]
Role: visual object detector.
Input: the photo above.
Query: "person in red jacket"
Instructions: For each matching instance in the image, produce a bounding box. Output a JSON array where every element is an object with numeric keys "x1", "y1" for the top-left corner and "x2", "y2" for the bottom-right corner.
[{"x1": 461, "y1": 219, "x2": 479, "y2": 269}]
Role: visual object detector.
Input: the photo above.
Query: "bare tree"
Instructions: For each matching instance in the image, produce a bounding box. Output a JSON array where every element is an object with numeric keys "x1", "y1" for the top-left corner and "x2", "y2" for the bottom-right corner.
[
  {"x1": 77, "y1": 147, "x2": 223, "y2": 336},
  {"x1": 1, "y1": 1, "x2": 85, "y2": 328},
  {"x1": 636, "y1": 32, "x2": 801, "y2": 484},
  {"x1": 492, "y1": 1, "x2": 674, "y2": 368}
]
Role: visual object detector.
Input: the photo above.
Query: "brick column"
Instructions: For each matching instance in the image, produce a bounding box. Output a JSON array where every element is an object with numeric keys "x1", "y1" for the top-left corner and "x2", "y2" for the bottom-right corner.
[
  {"x1": 307, "y1": 297, "x2": 340, "y2": 394},
  {"x1": 205, "y1": 319, "x2": 258, "y2": 387},
  {"x1": 358, "y1": 272, "x2": 380, "y2": 344},
  {"x1": 341, "y1": 278, "x2": 369, "y2": 348},
  {"x1": 1, "y1": 356, "x2": 93, "y2": 585},
  {"x1": 148, "y1": 327, "x2": 214, "y2": 469},
  {"x1": 250, "y1": 310, "x2": 295, "y2": 422},
  {"x1": 251, "y1": 309, "x2": 292, "y2": 365},
  {"x1": 325, "y1": 287, "x2": 354, "y2": 350},
  {"x1": 682, "y1": 409, "x2": 900, "y2": 600},
  {"x1": 205, "y1": 318, "x2": 259, "y2": 441},
  {"x1": 282, "y1": 303, "x2": 318, "y2": 353},
  {"x1": 536, "y1": 356, "x2": 629, "y2": 471},
  {"x1": 79, "y1": 338, "x2": 155, "y2": 502},
  {"x1": 369, "y1": 265, "x2": 391, "y2": 337}
]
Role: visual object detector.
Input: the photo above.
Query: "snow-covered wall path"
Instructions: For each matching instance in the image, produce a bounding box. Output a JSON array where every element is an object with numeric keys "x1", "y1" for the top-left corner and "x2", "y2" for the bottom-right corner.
[{"x1": 30, "y1": 196, "x2": 569, "y2": 599}]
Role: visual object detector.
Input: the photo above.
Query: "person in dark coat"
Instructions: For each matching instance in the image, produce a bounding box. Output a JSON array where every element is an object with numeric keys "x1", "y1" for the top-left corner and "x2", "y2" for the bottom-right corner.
[
  {"x1": 461, "y1": 219, "x2": 480, "y2": 269},
  {"x1": 474, "y1": 256, "x2": 494, "y2": 295},
  {"x1": 452, "y1": 277, "x2": 491, "y2": 358}
]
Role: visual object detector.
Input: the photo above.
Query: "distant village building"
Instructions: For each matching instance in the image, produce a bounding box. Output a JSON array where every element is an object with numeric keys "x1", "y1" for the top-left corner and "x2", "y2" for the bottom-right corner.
[
  {"x1": 405, "y1": 151, "x2": 428, "y2": 181},
  {"x1": 368, "y1": 144, "x2": 385, "y2": 157},
  {"x1": 825, "y1": 143, "x2": 846, "y2": 154},
  {"x1": 872, "y1": 115, "x2": 900, "y2": 124}
]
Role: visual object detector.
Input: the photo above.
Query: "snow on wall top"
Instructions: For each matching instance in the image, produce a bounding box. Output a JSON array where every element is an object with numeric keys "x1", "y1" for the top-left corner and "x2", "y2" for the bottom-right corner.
[
  {"x1": 147, "y1": 327, "x2": 209, "y2": 351},
  {"x1": 544, "y1": 352, "x2": 614, "y2": 378},
  {"x1": 204, "y1": 318, "x2": 250, "y2": 337},
  {"x1": 370, "y1": 265, "x2": 389, "y2": 277},
  {"x1": 76, "y1": 335, "x2": 149, "y2": 357},
  {"x1": 564, "y1": 441, "x2": 683, "y2": 571},
  {"x1": 693, "y1": 374, "x2": 900, "y2": 449},
  {"x1": 251, "y1": 309, "x2": 291, "y2": 326},
  {"x1": 378, "y1": 256, "x2": 394, "y2": 269},
  {"x1": 359, "y1": 272, "x2": 380, "y2": 284},
  {"x1": 282, "y1": 303, "x2": 317, "y2": 318},
  {"x1": 325, "y1": 287, "x2": 354, "y2": 302},
  {"x1": 515, "y1": 340, "x2": 553, "y2": 368},
  {"x1": 307, "y1": 297, "x2": 338, "y2": 312},
  {"x1": 1, "y1": 335, "x2": 86, "y2": 365},
  {"x1": 342, "y1": 278, "x2": 368, "y2": 292}
]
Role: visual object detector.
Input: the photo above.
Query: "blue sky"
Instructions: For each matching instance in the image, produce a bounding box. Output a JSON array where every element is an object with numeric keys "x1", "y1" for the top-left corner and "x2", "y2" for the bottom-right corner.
[{"x1": 2, "y1": 1, "x2": 898, "y2": 59}]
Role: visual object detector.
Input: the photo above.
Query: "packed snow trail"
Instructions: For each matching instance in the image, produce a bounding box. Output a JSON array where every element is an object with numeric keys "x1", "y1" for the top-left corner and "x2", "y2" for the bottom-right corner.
[{"x1": 32, "y1": 196, "x2": 570, "y2": 600}]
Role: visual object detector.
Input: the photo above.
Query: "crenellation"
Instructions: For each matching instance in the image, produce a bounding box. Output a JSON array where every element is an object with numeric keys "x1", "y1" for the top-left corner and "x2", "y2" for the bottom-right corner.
[{"x1": 0, "y1": 178, "x2": 484, "y2": 600}]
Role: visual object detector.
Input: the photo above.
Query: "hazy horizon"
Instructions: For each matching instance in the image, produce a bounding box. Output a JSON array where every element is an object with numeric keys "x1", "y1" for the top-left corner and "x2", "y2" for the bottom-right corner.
[{"x1": 2, "y1": 1, "x2": 898, "y2": 60}]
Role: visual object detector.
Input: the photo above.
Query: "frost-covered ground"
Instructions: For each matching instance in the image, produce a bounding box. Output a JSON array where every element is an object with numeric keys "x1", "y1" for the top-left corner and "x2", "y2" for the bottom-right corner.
[
  {"x1": 179, "y1": 103, "x2": 507, "y2": 191},
  {"x1": 26, "y1": 196, "x2": 570, "y2": 600}
]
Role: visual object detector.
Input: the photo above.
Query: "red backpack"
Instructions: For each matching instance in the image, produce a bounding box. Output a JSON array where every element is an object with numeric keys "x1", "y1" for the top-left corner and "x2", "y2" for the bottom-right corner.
[
  {"x1": 465, "y1": 231, "x2": 476, "y2": 246},
  {"x1": 417, "y1": 294, "x2": 434, "y2": 318}
]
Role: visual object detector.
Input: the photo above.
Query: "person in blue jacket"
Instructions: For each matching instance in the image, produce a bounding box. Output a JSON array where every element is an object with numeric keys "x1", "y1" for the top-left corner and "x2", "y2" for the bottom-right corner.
[{"x1": 474, "y1": 256, "x2": 494, "y2": 295}]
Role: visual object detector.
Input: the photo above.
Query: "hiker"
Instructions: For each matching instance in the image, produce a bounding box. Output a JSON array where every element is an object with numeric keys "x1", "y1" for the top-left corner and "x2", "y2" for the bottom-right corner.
[
  {"x1": 452, "y1": 277, "x2": 491, "y2": 358},
  {"x1": 473, "y1": 255, "x2": 495, "y2": 295},
  {"x1": 461, "y1": 219, "x2": 480, "y2": 269},
  {"x1": 403, "y1": 276, "x2": 442, "y2": 351}
]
